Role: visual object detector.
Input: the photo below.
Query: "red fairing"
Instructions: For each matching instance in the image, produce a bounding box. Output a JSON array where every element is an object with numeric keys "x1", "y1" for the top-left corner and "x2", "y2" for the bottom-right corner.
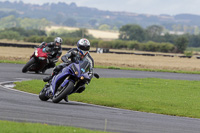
[{"x1": 36, "y1": 48, "x2": 48, "y2": 58}]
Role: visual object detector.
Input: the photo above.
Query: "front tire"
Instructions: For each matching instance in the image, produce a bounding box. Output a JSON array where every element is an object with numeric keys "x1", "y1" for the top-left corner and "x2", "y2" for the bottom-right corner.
[
  {"x1": 22, "y1": 58, "x2": 35, "y2": 73},
  {"x1": 39, "y1": 87, "x2": 49, "y2": 101},
  {"x1": 52, "y1": 81, "x2": 74, "y2": 103}
]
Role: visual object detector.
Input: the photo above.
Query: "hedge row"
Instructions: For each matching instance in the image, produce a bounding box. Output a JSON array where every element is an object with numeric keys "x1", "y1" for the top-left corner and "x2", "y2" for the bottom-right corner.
[{"x1": 24, "y1": 36, "x2": 175, "y2": 53}]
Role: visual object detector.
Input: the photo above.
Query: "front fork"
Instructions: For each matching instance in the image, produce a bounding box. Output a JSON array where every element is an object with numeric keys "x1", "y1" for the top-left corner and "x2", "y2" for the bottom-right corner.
[
  {"x1": 61, "y1": 75, "x2": 80, "y2": 95},
  {"x1": 47, "y1": 75, "x2": 76, "y2": 98}
]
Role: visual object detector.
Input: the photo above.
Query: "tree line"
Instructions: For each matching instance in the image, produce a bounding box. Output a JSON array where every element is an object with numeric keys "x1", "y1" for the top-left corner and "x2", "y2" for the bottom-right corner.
[
  {"x1": 0, "y1": 27, "x2": 176, "y2": 53},
  {"x1": 119, "y1": 24, "x2": 200, "y2": 53},
  {"x1": 1, "y1": 23, "x2": 200, "y2": 53},
  {"x1": 0, "y1": 15, "x2": 50, "y2": 30}
]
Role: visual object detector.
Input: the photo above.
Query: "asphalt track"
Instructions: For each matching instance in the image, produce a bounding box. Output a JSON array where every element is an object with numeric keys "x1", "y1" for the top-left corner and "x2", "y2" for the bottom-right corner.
[{"x1": 1, "y1": 63, "x2": 200, "y2": 133}]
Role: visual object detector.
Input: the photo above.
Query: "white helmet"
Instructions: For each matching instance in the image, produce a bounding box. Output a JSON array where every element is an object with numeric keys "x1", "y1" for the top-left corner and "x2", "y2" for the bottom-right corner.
[
  {"x1": 77, "y1": 38, "x2": 90, "y2": 55},
  {"x1": 54, "y1": 37, "x2": 63, "y2": 44}
]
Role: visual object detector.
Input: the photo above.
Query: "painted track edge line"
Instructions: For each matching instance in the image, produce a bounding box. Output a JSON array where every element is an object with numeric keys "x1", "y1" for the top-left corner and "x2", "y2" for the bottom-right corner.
[
  {"x1": 0, "y1": 80, "x2": 38, "y2": 96},
  {"x1": 1, "y1": 80, "x2": 192, "y2": 116},
  {"x1": 0, "y1": 80, "x2": 139, "y2": 112}
]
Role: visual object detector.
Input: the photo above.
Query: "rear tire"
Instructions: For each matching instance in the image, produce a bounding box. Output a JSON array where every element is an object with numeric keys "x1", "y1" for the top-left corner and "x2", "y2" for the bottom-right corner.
[
  {"x1": 52, "y1": 81, "x2": 74, "y2": 103},
  {"x1": 39, "y1": 87, "x2": 49, "y2": 101},
  {"x1": 22, "y1": 58, "x2": 35, "y2": 73}
]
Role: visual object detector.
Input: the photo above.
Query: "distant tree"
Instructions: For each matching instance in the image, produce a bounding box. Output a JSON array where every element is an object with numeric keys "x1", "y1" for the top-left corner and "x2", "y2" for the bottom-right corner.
[
  {"x1": 5, "y1": 27, "x2": 46, "y2": 37},
  {"x1": 162, "y1": 33, "x2": 176, "y2": 44},
  {"x1": 0, "y1": 30, "x2": 21, "y2": 40},
  {"x1": 0, "y1": 15, "x2": 19, "y2": 29},
  {"x1": 194, "y1": 26, "x2": 200, "y2": 35},
  {"x1": 188, "y1": 34, "x2": 200, "y2": 47},
  {"x1": 0, "y1": 15, "x2": 50, "y2": 30},
  {"x1": 174, "y1": 35, "x2": 189, "y2": 53},
  {"x1": 70, "y1": 28, "x2": 93, "y2": 38},
  {"x1": 0, "y1": 27, "x2": 47, "y2": 41},
  {"x1": 20, "y1": 18, "x2": 50, "y2": 30},
  {"x1": 172, "y1": 24, "x2": 182, "y2": 33},
  {"x1": 112, "y1": 26, "x2": 118, "y2": 31},
  {"x1": 145, "y1": 25, "x2": 163, "y2": 41},
  {"x1": 119, "y1": 24, "x2": 145, "y2": 42},
  {"x1": 98, "y1": 24, "x2": 110, "y2": 31},
  {"x1": 39, "y1": 18, "x2": 51, "y2": 30}
]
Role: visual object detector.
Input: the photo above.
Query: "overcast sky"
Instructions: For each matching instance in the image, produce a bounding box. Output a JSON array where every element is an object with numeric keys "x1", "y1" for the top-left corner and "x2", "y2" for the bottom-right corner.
[{"x1": 1, "y1": 0, "x2": 200, "y2": 16}]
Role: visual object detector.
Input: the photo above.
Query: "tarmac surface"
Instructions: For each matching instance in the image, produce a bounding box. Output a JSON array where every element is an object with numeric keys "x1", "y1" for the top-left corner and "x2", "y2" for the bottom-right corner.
[{"x1": 0, "y1": 63, "x2": 200, "y2": 133}]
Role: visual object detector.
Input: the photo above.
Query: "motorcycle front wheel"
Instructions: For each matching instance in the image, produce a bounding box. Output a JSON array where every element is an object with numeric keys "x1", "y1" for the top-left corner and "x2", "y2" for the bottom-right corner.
[
  {"x1": 39, "y1": 87, "x2": 49, "y2": 101},
  {"x1": 52, "y1": 81, "x2": 74, "y2": 103},
  {"x1": 22, "y1": 57, "x2": 35, "y2": 73}
]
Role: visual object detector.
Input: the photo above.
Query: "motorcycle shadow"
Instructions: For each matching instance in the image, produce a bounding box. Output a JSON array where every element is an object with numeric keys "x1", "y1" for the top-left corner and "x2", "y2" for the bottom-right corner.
[
  {"x1": 22, "y1": 71, "x2": 51, "y2": 75},
  {"x1": 41, "y1": 100, "x2": 94, "y2": 107}
]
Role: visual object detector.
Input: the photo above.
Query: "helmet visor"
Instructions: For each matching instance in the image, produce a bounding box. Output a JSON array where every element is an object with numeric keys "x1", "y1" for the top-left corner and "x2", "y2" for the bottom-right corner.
[{"x1": 79, "y1": 45, "x2": 90, "y2": 51}]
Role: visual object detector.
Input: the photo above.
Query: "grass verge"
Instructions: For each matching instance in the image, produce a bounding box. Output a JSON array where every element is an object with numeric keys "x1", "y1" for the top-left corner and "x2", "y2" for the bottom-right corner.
[
  {"x1": 0, "y1": 120, "x2": 108, "y2": 133},
  {"x1": 0, "y1": 60, "x2": 26, "y2": 64},
  {"x1": 95, "y1": 65, "x2": 200, "y2": 74},
  {"x1": 14, "y1": 78, "x2": 200, "y2": 118},
  {"x1": 57, "y1": 63, "x2": 200, "y2": 74}
]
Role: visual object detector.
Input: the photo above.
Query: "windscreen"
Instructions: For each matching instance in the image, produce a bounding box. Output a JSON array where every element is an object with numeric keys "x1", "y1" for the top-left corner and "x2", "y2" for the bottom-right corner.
[{"x1": 79, "y1": 58, "x2": 90, "y2": 73}]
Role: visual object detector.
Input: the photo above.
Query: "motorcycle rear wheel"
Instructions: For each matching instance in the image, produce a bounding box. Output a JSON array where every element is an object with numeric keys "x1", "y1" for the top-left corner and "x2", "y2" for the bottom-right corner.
[
  {"x1": 52, "y1": 81, "x2": 74, "y2": 103},
  {"x1": 22, "y1": 58, "x2": 35, "y2": 73}
]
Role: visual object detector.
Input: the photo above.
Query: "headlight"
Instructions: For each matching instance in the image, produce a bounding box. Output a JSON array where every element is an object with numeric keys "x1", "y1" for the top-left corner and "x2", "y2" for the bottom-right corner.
[
  {"x1": 71, "y1": 64, "x2": 78, "y2": 74},
  {"x1": 75, "y1": 71, "x2": 78, "y2": 75},
  {"x1": 35, "y1": 50, "x2": 38, "y2": 56}
]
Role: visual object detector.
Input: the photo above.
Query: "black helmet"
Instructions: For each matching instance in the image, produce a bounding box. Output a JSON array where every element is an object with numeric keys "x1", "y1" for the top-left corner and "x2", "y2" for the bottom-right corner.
[
  {"x1": 54, "y1": 37, "x2": 63, "y2": 44},
  {"x1": 77, "y1": 38, "x2": 90, "y2": 55}
]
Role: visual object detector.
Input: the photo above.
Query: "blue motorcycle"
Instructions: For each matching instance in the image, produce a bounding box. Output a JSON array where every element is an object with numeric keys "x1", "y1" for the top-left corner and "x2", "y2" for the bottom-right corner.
[{"x1": 39, "y1": 58, "x2": 99, "y2": 103}]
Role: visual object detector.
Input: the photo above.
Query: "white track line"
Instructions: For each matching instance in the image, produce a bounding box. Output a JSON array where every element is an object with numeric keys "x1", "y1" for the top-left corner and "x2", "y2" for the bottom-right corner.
[
  {"x1": 0, "y1": 79, "x2": 147, "y2": 113},
  {"x1": 0, "y1": 79, "x2": 37, "y2": 96}
]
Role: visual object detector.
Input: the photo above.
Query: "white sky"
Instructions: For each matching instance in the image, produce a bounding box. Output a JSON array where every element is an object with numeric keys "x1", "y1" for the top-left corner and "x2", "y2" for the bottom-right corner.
[{"x1": 1, "y1": 0, "x2": 200, "y2": 16}]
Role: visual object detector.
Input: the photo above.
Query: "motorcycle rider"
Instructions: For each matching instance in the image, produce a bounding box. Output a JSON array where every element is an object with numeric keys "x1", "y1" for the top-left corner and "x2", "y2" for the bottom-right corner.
[
  {"x1": 43, "y1": 38, "x2": 94, "y2": 102},
  {"x1": 39, "y1": 37, "x2": 63, "y2": 73},
  {"x1": 43, "y1": 38, "x2": 94, "y2": 98}
]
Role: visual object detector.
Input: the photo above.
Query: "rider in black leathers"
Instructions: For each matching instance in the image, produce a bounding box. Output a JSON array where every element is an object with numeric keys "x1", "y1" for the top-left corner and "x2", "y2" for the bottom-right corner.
[
  {"x1": 39, "y1": 37, "x2": 62, "y2": 73},
  {"x1": 43, "y1": 38, "x2": 94, "y2": 94}
]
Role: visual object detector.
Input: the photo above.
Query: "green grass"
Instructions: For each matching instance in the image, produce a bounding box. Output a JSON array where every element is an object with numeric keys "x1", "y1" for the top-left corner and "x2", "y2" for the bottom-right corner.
[
  {"x1": 0, "y1": 120, "x2": 108, "y2": 133},
  {"x1": 14, "y1": 78, "x2": 200, "y2": 118},
  {"x1": 0, "y1": 60, "x2": 26, "y2": 64},
  {"x1": 186, "y1": 47, "x2": 200, "y2": 52},
  {"x1": 96, "y1": 65, "x2": 200, "y2": 74}
]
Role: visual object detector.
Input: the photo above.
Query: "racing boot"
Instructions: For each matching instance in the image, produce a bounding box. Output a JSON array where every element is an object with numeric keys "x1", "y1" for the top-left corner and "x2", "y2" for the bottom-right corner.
[
  {"x1": 42, "y1": 63, "x2": 55, "y2": 74},
  {"x1": 42, "y1": 66, "x2": 48, "y2": 74},
  {"x1": 42, "y1": 68, "x2": 47, "y2": 74}
]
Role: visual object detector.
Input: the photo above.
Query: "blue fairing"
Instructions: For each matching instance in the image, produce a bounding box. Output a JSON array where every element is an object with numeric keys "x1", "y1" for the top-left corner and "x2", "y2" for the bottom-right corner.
[
  {"x1": 50, "y1": 60, "x2": 91, "y2": 95},
  {"x1": 51, "y1": 66, "x2": 71, "y2": 95}
]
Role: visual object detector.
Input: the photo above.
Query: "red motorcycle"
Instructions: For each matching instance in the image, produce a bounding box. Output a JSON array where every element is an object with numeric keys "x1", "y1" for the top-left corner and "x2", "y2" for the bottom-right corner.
[{"x1": 22, "y1": 47, "x2": 51, "y2": 73}]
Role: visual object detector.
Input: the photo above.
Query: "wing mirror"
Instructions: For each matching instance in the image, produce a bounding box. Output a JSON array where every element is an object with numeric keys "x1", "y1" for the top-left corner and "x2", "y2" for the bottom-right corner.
[{"x1": 94, "y1": 73, "x2": 100, "y2": 79}]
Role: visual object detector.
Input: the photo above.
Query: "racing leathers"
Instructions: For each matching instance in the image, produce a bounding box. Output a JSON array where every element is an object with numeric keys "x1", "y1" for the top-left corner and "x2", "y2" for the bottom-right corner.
[{"x1": 43, "y1": 48, "x2": 94, "y2": 88}]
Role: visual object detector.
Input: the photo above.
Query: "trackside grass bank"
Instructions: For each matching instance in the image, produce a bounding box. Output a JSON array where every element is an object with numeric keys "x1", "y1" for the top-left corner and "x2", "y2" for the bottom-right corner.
[
  {"x1": 0, "y1": 120, "x2": 109, "y2": 133},
  {"x1": 14, "y1": 78, "x2": 200, "y2": 118},
  {"x1": 0, "y1": 60, "x2": 26, "y2": 64}
]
